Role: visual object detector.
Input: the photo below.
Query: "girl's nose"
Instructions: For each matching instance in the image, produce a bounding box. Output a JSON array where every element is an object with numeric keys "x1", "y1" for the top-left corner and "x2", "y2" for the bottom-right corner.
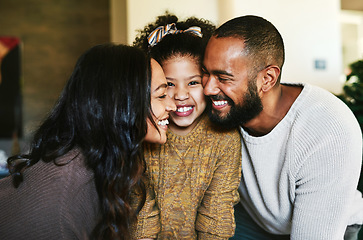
[{"x1": 175, "y1": 86, "x2": 189, "y2": 101}]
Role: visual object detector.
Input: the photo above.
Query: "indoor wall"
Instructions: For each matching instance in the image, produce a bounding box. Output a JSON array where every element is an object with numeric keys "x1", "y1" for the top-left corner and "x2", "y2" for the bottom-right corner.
[
  {"x1": 0, "y1": 0, "x2": 110, "y2": 154},
  {"x1": 116, "y1": 0, "x2": 344, "y2": 94}
]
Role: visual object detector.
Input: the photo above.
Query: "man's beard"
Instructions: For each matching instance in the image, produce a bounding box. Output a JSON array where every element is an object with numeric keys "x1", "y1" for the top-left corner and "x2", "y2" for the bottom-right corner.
[{"x1": 206, "y1": 79, "x2": 263, "y2": 129}]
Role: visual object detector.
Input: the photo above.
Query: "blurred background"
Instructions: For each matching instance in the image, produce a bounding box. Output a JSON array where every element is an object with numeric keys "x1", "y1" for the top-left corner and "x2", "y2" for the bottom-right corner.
[{"x1": 0, "y1": 0, "x2": 362, "y2": 155}]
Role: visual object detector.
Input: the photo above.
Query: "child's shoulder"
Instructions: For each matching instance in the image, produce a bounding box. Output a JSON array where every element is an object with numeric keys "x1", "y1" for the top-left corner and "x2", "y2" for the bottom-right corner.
[{"x1": 201, "y1": 115, "x2": 241, "y2": 140}]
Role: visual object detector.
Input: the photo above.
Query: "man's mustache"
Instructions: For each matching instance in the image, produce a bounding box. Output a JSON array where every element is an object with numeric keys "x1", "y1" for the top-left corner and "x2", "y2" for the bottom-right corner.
[{"x1": 208, "y1": 94, "x2": 234, "y2": 106}]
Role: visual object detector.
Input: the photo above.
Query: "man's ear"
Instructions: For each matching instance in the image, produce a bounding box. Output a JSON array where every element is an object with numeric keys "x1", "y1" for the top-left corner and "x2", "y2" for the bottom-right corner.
[{"x1": 260, "y1": 65, "x2": 280, "y2": 92}]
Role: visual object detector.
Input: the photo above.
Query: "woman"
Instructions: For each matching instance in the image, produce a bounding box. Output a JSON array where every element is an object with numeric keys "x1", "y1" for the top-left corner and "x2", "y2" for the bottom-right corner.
[{"x1": 0, "y1": 43, "x2": 175, "y2": 240}]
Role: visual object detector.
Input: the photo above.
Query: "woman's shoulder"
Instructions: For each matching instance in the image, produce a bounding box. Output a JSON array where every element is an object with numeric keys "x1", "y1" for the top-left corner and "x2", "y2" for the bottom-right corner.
[{"x1": 54, "y1": 149, "x2": 94, "y2": 186}]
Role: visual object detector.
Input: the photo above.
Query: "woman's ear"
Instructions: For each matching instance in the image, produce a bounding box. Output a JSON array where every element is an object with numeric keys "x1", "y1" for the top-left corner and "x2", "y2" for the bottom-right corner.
[{"x1": 260, "y1": 65, "x2": 280, "y2": 92}]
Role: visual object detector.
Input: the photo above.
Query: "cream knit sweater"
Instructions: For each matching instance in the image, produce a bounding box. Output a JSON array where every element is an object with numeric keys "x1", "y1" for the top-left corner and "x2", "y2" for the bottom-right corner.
[{"x1": 239, "y1": 83, "x2": 363, "y2": 240}]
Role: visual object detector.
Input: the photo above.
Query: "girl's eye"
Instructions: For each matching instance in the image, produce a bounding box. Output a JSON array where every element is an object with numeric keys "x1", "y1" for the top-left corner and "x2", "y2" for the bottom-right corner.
[
  {"x1": 159, "y1": 94, "x2": 167, "y2": 99},
  {"x1": 188, "y1": 81, "x2": 199, "y2": 86},
  {"x1": 167, "y1": 82, "x2": 175, "y2": 87}
]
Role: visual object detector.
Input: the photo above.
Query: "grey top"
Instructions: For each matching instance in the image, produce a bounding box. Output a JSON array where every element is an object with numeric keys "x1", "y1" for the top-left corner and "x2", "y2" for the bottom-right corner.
[{"x1": 0, "y1": 150, "x2": 99, "y2": 239}]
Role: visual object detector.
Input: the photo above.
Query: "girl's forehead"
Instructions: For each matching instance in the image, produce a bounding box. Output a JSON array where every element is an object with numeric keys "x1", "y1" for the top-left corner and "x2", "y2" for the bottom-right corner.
[
  {"x1": 161, "y1": 56, "x2": 201, "y2": 70},
  {"x1": 163, "y1": 54, "x2": 200, "y2": 64}
]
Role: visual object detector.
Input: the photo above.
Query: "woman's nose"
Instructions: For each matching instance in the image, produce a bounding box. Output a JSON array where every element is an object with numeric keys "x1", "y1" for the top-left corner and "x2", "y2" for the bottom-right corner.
[{"x1": 166, "y1": 95, "x2": 176, "y2": 112}]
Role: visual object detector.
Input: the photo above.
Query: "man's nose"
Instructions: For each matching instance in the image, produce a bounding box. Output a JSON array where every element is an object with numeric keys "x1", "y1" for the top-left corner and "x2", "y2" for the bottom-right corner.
[{"x1": 202, "y1": 75, "x2": 219, "y2": 96}]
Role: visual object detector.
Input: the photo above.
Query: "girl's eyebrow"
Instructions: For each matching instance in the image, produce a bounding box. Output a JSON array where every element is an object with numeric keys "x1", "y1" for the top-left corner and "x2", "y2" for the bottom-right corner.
[
  {"x1": 166, "y1": 75, "x2": 202, "y2": 81},
  {"x1": 187, "y1": 74, "x2": 202, "y2": 80}
]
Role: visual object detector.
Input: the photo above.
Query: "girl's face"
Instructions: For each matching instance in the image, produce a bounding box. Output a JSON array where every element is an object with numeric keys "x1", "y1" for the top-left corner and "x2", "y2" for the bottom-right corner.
[
  {"x1": 163, "y1": 56, "x2": 206, "y2": 135},
  {"x1": 145, "y1": 59, "x2": 176, "y2": 144}
]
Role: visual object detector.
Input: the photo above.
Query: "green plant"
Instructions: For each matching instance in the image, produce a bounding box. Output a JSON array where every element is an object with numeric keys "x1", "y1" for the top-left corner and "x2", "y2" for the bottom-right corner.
[
  {"x1": 340, "y1": 59, "x2": 363, "y2": 240},
  {"x1": 338, "y1": 59, "x2": 363, "y2": 194},
  {"x1": 338, "y1": 59, "x2": 363, "y2": 131}
]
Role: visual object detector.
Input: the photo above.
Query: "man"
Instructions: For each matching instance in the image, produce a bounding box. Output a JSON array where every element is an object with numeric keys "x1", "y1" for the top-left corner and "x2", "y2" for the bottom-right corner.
[{"x1": 202, "y1": 15, "x2": 363, "y2": 240}]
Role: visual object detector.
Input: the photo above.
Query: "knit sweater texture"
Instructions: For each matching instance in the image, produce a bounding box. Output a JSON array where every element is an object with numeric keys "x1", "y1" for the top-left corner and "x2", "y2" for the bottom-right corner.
[
  {"x1": 0, "y1": 149, "x2": 160, "y2": 240},
  {"x1": 140, "y1": 114, "x2": 242, "y2": 239},
  {"x1": 0, "y1": 150, "x2": 99, "y2": 239},
  {"x1": 239, "y1": 83, "x2": 363, "y2": 240}
]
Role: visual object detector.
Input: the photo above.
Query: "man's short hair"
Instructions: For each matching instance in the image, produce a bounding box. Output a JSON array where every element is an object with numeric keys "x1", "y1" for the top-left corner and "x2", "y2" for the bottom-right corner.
[{"x1": 214, "y1": 15, "x2": 285, "y2": 80}]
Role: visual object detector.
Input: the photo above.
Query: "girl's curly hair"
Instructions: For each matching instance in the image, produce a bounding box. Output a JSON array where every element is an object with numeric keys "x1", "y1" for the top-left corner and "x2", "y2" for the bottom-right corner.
[{"x1": 133, "y1": 12, "x2": 216, "y2": 66}]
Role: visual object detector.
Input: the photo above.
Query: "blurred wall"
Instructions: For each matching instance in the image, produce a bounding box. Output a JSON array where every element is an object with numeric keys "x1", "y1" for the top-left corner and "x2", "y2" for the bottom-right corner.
[
  {"x1": 0, "y1": 0, "x2": 110, "y2": 140},
  {"x1": 117, "y1": 0, "x2": 219, "y2": 45},
  {"x1": 110, "y1": 0, "x2": 127, "y2": 44},
  {"x1": 112, "y1": 0, "x2": 344, "y2": 94},
  {"x1": 231, "y1": 0, "x2": 343, "y2": 94},
  {"x1": 0, "y1": 0, "x2": 353, "y2": 140},
  {"x1": 341, "y1": 10, "x2": 363, "y2": 70}
]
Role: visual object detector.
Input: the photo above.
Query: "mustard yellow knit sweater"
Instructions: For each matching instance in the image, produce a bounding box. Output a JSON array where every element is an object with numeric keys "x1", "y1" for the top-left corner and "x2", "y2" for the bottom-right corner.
[{"x1": 135, "y1": 114, "x2": 242, "y2": 239}]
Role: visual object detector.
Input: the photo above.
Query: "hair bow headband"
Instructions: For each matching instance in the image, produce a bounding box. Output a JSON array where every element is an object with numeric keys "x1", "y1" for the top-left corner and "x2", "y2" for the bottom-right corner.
[{"x1": 147, "y1": 23, "x2": 203, "y2": 47}]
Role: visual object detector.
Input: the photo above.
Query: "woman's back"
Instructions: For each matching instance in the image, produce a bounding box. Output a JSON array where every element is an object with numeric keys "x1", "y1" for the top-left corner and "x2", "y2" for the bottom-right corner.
[{"x1": 0, "y1": 150, "x2": 99, "y2": 239}]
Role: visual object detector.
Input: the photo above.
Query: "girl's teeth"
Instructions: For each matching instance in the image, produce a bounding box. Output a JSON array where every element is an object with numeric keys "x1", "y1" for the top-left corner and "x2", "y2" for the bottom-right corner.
[
  {"x1": 158, "y1": 119, "x2": 169, "y2": 126},
  {"x1": 176, "y1": 106, "x2": 193, "y2": 112}
]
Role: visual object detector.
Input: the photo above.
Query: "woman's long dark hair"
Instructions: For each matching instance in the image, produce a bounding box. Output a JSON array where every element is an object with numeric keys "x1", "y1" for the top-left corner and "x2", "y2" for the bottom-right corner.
[{"x1": 7, "y1": 43, "x2": 151, "y2": 239}]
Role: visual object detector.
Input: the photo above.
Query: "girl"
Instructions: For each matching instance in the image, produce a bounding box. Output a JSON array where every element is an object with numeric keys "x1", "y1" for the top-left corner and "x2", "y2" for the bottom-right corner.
[{"x1": 133, "y1": 14, "x2": 242, "y2": 239}]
